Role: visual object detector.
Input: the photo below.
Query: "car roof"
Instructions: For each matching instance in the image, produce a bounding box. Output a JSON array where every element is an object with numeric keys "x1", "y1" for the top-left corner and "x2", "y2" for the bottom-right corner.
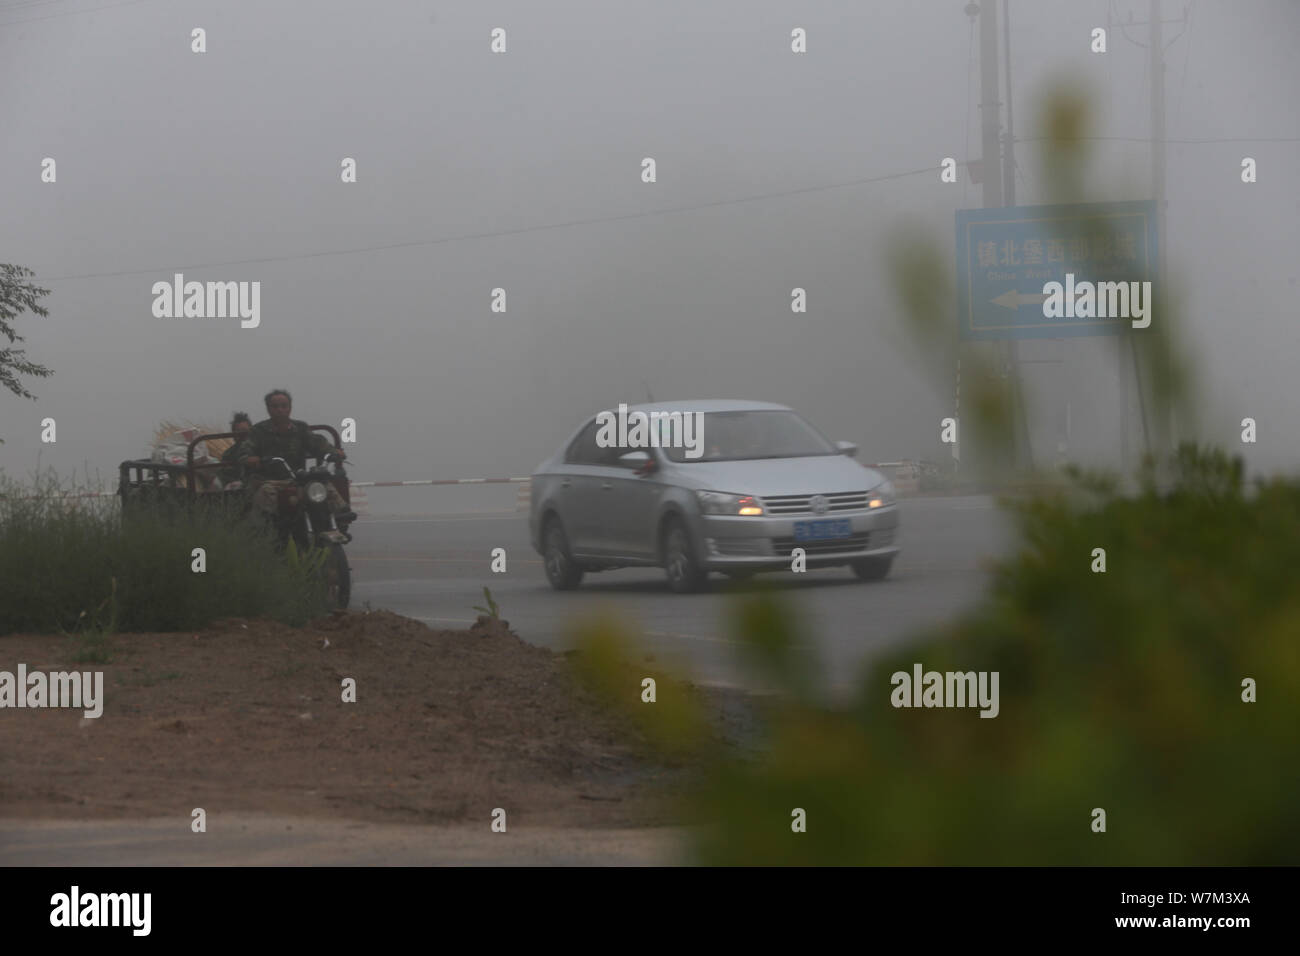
[{"x1": 618, "y1": 399, "x2": 791, "y2": 414}]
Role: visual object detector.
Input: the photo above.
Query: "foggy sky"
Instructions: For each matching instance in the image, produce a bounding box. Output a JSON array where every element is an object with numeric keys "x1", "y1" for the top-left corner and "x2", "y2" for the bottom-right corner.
[{"x1": 2, "y1": 0, "x2": 1298, "y2": 492}]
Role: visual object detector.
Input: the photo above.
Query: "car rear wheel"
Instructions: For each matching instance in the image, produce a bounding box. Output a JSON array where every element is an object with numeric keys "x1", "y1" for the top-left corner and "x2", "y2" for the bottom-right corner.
[
  {"x1": 851, "y1": 555, "x2": 894, "y2": 581},
  {"x1": 543, "y1": 518, "x2": 584, "y2": 590},
  {"x1": 663, "y1": 519, "x2": 708, "y2": 593}
]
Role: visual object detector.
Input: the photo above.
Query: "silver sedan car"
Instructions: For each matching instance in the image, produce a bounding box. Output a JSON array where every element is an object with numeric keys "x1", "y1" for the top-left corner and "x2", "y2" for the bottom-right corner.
[{"x1": 529, "y1": 400, "x2": 900, "y2": 592}]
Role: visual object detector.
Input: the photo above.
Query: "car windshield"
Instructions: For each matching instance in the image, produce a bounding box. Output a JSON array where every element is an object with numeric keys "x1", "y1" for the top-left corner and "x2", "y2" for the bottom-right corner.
[{"x1": 661, "y1": 410, "x2": 838, "y2": 463}]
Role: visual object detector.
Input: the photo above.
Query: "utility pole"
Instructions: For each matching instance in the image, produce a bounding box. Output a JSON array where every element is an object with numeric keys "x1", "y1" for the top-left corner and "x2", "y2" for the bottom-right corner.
[
  {"x1": 975, "y1": 0, "x2": 1032, "y2": 472},
  {"x1": 978, "y1": 0, "x2": 1012, "y2": 472},
  {"x1": 1002, "y1": 0, "x2": 1034, "y2": 470},
  {"x1": 1149, "y1": 0, "x2": 1169, "y2": 452},
  {"x1": 1151, "y1": 0, "x2": 1166, "y2": 299},
  {"x1": 979, "y1": 2, "x2": 1003, "y2": 211},
  {"x1": 1113, "y1": 0, "x2": 1186, "y2": 466},
  {"x1": 1002, "y1": 0, "x2": 1016, "y2": 208}
]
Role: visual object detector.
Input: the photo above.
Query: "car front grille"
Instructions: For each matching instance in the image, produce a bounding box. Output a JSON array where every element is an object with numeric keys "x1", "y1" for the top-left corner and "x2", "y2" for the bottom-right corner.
[
  {"x1": 762, "y1": 491, "x2": 869, "y2": 515},
  {"x1": 771, "y1": 532, "x2": 872, "y2": 556}
]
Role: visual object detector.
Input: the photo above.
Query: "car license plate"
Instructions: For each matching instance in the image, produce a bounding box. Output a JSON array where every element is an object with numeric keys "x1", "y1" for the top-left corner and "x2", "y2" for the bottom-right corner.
[{"x1": 793, "y1": 518, "x2": 852, "y2": 541}]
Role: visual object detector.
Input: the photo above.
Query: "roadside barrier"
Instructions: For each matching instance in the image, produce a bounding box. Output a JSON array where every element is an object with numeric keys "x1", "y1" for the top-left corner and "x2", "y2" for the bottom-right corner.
[
  {"x1": 6, "y1": 465, "x2": 921, "y2": 512},
  {"x1": 4, "y1": 475, "x2": 533, "y2": 513}
]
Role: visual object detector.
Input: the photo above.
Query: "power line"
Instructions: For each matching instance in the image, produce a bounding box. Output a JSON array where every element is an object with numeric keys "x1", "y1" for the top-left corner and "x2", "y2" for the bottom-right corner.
[
  {"x1": 1015, "y1": 134, "x2": 1300, "y2": 144},
  {"x1": 1112, "y1": 0, "x2": 1149, "y2": 49},
  {"x1": 0, "y1": 0, "x2": 82, "y2": 9},
  {"x1": 0, "y1": 1, "x2": 69, "y2": 10},
  {"x1": 0, "y1": 0, "x2": 157, "y2": 26},
  {"x1": 31, "y1": 163, "x2": 942, "y2": 282},
  {"x1": 30, "y1": 125, "x2": 1293, "y2": 285}
]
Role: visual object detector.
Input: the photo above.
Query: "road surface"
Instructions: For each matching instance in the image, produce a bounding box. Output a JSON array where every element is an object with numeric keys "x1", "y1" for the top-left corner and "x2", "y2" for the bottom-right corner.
[{"x1": 349, "y1": 492, "x2": 1016, "y2": 695}]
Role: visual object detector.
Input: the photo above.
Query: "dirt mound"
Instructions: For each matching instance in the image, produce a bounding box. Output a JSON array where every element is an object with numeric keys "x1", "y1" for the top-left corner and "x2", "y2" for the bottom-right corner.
[{"x1": 0, "y1": 611, "x2": 699, "y2": 828}]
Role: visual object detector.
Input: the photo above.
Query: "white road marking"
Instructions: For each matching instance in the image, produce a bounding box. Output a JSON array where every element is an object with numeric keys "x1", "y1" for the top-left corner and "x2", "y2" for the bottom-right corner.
[
  {"x1": 645, "y1": 629, "x2": 813, "y2": 651},
  {"x1": 351, "y1": 556, "x2": 542, "y2": 565},
  {"x1": 644, "y1": 629, "x2": 745, "y2": 646}
]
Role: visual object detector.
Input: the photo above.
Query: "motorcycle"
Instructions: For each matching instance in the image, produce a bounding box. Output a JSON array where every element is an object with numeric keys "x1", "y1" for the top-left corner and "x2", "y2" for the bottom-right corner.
[{"x1": 264, "y1": 454, "x2": 354, "y2": 610}]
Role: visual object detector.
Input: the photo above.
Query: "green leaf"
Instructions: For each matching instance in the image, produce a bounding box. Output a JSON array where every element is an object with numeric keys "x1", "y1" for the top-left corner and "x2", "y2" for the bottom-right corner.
[{"x1": 472, "y1": 585, "x2": 501, "y2": 619}]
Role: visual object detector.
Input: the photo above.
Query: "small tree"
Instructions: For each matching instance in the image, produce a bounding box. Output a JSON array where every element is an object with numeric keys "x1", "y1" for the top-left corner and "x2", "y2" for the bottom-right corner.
[{"x1": 0, "y1": 263, "x2": 54, "y2": 404}]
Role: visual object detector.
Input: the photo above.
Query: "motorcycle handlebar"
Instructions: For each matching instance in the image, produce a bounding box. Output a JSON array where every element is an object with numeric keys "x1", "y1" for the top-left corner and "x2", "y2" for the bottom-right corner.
[{"x1": 264, "y1": 455, "x2": 348, "y2": 479}]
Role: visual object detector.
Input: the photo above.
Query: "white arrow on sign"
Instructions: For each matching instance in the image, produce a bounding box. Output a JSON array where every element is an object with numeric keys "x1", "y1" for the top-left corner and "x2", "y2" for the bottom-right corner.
[
  {"x1": 992, "y1": 286, "x2": 1091, "y2": 310},
  {"x1": 990, "y1": 289, "x2": 1049, "y2": 309}
]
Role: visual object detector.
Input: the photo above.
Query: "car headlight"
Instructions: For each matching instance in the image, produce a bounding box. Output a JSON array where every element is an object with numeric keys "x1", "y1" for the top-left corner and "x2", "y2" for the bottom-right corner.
[
  {"x1": 696, "y1": 490, "x2": 764, "y2": 516},
  {"x1": 306, "y1": 481, "x2": 328, "y2": 504},
  {"x1": 868, "y1": 480, "x2": 895, "y2": 508}
]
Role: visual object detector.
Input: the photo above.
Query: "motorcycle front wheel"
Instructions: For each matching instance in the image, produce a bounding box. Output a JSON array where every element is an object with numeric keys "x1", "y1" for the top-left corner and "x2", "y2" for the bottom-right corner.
[{"x1": 321, "y1": 542, "x2": 351, "y2": 609}]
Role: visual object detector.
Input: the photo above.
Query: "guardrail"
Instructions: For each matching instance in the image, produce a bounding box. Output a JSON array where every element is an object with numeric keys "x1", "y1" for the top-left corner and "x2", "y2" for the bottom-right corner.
[
  {"x1": 3, "y1": 464, "x2": 927, "y2": 512},
  {"x1": 0, "y1": 475, "x2": 533, "y2": 515}
]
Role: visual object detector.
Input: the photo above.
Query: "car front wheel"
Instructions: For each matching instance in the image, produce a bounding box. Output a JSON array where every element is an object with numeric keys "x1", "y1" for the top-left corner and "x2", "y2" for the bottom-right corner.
[{"x1": 663, "y1": 519, "x2": 708, "y2": 593}]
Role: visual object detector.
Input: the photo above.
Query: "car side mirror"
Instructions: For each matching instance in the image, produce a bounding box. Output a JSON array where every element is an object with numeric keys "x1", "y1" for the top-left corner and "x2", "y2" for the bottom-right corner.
[
  {"x1": 619, "y1": 450, "x2": 656, "y2": 474},
  {"x1": 835, "y1": 440, "x2": 858, "y2": 458}
]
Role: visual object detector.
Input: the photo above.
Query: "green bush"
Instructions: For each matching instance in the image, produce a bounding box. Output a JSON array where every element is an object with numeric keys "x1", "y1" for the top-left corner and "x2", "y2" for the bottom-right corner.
[
  {"x1": 0, "y1": 469, "x2": 330, "y2": 634},
  {"x1": 682, "y1": 445, "x2": 1300, "y2": 864}
]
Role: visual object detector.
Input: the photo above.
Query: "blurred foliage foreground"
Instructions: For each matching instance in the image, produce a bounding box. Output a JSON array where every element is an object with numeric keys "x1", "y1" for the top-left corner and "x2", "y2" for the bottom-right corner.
[
  {"x1": 573, "y1": 84, "x2": 1298, "y2": 864},
  {"x1": 573, "y1": 444, "x2": 1300, "y2": 864}
]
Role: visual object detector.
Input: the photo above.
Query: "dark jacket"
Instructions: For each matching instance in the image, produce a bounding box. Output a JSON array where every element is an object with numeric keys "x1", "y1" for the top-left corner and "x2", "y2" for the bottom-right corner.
[
  {"x1": 219, "y1": 442, "x2": 247, "y2": 485},
  {"x1": 237, "y1": 419, "x2": 332, "y2": 476}
]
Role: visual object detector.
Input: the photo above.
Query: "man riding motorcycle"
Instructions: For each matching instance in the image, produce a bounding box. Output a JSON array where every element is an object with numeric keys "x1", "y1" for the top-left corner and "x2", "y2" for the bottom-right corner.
[{"x1": 236, "y1": 389, "x2": 357, "y2": 527}]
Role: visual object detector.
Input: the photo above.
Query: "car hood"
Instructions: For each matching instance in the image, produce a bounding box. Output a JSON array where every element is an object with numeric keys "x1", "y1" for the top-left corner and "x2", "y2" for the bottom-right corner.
[{"x1": 663, "y1": 455, "x2": 884, "y2": 497}]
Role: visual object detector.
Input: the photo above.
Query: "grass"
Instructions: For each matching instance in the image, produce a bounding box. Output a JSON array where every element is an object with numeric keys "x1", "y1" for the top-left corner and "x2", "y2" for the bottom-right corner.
[
  {"x1": 68, "y1": 631, "x2": 114, "y2": 664},
  {"x1": 472, "y1": 586, "x2": 501, "y2": 619},
  {"x1": 1, "y1": 467, "x2": 332, "y2": 635}
]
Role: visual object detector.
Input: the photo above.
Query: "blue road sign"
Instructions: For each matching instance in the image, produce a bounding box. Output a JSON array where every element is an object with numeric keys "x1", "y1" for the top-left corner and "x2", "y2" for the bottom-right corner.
[{"x1": 956, "y1": 200, "x2": 1158, "y2": 341}]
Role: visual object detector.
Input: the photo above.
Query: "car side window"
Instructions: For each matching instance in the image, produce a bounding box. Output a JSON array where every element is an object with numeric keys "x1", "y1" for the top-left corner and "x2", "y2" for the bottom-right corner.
[{"x1": 565, "y1": 420, "x2": 608, "y2": 465}]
